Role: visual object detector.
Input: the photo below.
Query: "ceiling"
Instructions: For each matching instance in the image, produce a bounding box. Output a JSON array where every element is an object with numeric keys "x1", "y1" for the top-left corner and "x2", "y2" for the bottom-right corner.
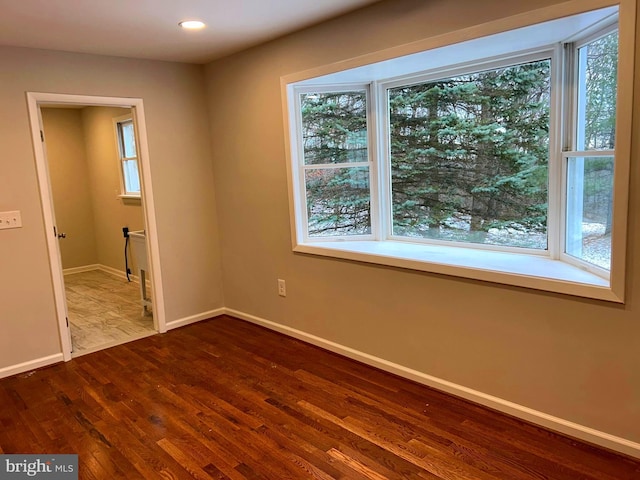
[{"x1": 0, "y1": 0, "x2": 381, "y2": 64}]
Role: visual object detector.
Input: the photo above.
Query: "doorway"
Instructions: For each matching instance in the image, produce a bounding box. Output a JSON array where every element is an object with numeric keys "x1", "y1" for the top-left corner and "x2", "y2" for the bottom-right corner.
[
  {"x1": 42, "y1": 106, "x2": 153, "y2": 355},
  {"x1": 27, "y1": 93, "x2": 167, "y2": 361}
]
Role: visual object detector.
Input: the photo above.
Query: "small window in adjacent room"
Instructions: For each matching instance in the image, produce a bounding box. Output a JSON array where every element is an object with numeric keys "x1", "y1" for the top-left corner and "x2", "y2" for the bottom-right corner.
[
  {"x1": 284, "y1": 3, "x2": 633, "y2": 302},
  {"x1": 114, "y1": 115, "x2": 141, "y2": 197}
]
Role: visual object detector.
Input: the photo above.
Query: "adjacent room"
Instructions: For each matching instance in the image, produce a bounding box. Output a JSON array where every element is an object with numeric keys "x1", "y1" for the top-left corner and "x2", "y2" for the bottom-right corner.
[
  {"x1": 0, "y1": 0, "x2": 639, "y2": 478},
  {"x1": 41, "y1": 106, "x2": 154, "y2": 355}
]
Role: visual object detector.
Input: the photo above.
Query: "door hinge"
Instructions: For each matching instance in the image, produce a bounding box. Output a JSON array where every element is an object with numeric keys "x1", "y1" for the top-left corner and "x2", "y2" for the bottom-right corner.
[
  {"x1": 40, "y1": 130, "x2": 44, "y2": 142},
  {"x1": 66, "y1": 317, "x2": 69, "y2": 328}
]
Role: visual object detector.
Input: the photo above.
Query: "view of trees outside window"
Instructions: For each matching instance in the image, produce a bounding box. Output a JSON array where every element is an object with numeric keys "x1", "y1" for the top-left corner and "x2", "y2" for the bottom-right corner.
[
  {"x1": 298, "y1": 30, "x2": 617, "y2": 269},
  {"x1": 578, "y1": 31, "x2": 618, "y2": 151},
  {"x1": 566, "y1": 31, "x2": 618, "y2": 270},
  {"x1": 389, "y1": 59, "x2": 551, "y2": 249},
  {"x1": 301, "y1": 92, "x2": 371, "y2": 236}
]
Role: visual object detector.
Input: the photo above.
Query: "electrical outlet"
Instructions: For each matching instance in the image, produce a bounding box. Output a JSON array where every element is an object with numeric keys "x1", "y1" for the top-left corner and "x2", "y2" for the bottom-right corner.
[
  {"x1": 0, "y1": 211, "x2": 22, "y2": 230},
  {"x1": 277, "y1": 279, "x2": 286, "y2": 297}
]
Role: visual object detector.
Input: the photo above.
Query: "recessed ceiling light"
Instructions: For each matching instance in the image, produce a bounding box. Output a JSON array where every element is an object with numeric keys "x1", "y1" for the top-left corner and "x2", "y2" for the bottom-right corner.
[{"x1": 179, "y1": 20, "x2": 205, "y2": 30}]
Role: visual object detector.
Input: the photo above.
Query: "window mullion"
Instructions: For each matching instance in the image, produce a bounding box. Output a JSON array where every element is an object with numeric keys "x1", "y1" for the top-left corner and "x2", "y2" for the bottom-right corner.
[
  {"x1": 302, "y1": 162, "x2": 369, "y2": 170},
  {"x1": 576, "y1": 45, "x2": 589, "y2": 151},
  {"x1": 563, "y1": 150, "x2": 614, "y2": 157},
  {"x1": 562, "y1": 42, "x2": 577, "y2": 152},
  {"x1": 374, "y1": 81, "x2": 390, "y2": 241},
  {"x1": 366, "y1": 82, "x2": 381, "y2": 241},
  {"x1": 548, "y1": 43, "x2": 567, "y2": 260}
]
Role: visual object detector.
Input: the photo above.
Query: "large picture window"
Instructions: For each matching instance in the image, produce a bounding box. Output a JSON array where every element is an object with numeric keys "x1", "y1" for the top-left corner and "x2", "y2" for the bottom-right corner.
[
  {"x1": 285, "y1": 4, "x2": 632, "y2": 302},
  {"x1": 388, "y1": 59, "x2": 551, "y2": 250}
]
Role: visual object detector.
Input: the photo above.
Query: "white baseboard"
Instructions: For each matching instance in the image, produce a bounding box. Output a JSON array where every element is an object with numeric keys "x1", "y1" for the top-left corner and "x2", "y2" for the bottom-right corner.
[
  {"x1": 63, "y1": 264, "x2": 101, "y2": 275},
  {"x1": 98, "y1": 264, "x2": 139, "y2": 282},
  {"x1": 224, "y1": 308, "x2": 640, "y2": 459},
  {"x1": 62, "y1": 264, "x2": 139, "y2": 282},
  {"x1": 0, "y1": 353, "x2": 64, "y2": 380},
  {"x1": 166, "y1": 308, "x2": 226, "y2": 331}
]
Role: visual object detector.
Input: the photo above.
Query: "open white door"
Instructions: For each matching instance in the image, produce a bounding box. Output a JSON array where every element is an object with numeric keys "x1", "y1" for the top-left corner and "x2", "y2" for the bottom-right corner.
[{"x1": 28, "y1": 103, "x2": 73, "y2": 359}]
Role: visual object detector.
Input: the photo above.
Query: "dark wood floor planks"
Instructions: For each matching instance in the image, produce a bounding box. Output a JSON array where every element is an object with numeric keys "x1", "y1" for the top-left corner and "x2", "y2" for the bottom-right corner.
[{"x1": 0, "y1": 315, "x2": 638, "y2": 479}]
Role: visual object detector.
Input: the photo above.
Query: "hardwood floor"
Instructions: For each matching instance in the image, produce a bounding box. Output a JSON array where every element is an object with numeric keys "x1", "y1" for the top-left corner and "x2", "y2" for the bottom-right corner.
[
  {"x1": 1, "y1": 315, "x2": 638, "y2": 479},
  {"x1": 64, "y1": 269, "x2": 154, "y2": 355}
]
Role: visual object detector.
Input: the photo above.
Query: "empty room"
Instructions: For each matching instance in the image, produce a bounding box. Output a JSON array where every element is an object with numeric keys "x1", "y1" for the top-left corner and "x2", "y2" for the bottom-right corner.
[{"x1": 1, "y1": 0, "x2": 639, "y2": 478}]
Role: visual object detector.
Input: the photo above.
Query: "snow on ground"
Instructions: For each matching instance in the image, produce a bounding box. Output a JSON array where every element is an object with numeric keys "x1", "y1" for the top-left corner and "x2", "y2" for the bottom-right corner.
[{"x1": 425, "y1": 218, "x2": 611, "y2": 270}]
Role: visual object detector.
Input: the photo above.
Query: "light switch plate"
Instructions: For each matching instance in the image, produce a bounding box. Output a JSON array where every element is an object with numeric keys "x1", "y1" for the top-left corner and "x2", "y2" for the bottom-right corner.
[{"x1": 0, "y1": 211, "x2": 22, "y2": 230}]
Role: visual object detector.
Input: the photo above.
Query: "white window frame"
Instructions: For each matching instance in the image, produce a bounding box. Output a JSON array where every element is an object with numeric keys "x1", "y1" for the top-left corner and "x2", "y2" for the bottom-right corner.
[
  {"x1": 282, "y1": 0, "x2": 634, "y2": 303},
  {"x1": 560, "y1": 23, "x2": 619, "y2": 279},
  {"x1": 378, "y1": 48, "x2": 560, "y2": 257},
  {"x1": 113, "y1": 114, "x2": 141, "y2": 199},
  {"x1": 293, "y1": 84, "x2": 378, "y2": 243}
]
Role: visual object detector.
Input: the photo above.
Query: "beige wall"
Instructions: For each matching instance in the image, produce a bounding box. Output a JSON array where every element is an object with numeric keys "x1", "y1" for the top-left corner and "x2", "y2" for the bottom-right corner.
[
  {"x1": 41, "y1": 108, "x2": 98, "y2": 269},
  {"x1": 204, "y1": 0, "x2": 640, "y2": 444},
  {"x1": 82, "y1": 106, "x2": 144, "y2": 274},
  {"x1": 0, "y1": 46, "x2": 224, "y2": 369}
]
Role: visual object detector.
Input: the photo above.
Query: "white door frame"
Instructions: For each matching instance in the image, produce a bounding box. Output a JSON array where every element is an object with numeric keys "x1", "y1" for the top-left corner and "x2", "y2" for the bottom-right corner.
[{"x1": 26, "y1": 92, "x2": 167, "y2": 361}]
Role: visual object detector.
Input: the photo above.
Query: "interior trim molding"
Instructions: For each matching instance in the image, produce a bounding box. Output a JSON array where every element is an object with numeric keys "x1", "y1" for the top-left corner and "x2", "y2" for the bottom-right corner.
[
  {"x1": 97, "y1": 264, "x2": 139, "y2": 282},
  {"x1": 224, "y1": 308, "x2": 640, "y2": 459},
  {"x1": 166, "y1": 308, "x2": 226, "y2": 331},
  {"x1": 62, "y1": 264, "x2": 101, "y2": 275},
  {"x1": 0, "y1": 354, "x2": 64, "y2": 380},
  {"x1": 63, "y1": 264, "x2": 140, "y2": 282}
]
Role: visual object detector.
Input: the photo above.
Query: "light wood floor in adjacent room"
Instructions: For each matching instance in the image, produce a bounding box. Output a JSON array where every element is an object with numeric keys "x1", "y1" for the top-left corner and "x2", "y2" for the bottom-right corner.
[
  {"x1": 0, "y1": 315, "x2": 638, "y2": 479},
  {"x1": 64, "y1": 269, "x2": 155, "y2": 355}
]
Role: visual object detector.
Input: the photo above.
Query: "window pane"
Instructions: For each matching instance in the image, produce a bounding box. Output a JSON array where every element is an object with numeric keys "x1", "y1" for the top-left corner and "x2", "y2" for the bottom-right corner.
[
  {"x1": 300, "y1": 91, "x2": 368, "y2": 165},
  {"x1": 565, "y1": 156, "x2": 613, "y2": 269},
  {"x1": 123, "y1": 159, "x2": 141, "y2": 194},
  {"x1": 120, "y1": 121, "x2": 137, "y2": 158},
  {"x1": 389, "y1": 60, "x2": 550, "y2": 249},
  {"x1": 576, "y1": 31, "x2": 618, "y2": 150},
  {"x1": 305, "y1": 167, "x2": 371, "y2": 237}
]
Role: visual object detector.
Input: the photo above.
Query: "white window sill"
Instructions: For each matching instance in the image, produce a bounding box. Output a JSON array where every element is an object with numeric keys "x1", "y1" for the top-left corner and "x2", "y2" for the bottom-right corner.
[
  {"x1": 119, "y1": 194, "x2": 141, "y2": 200},
  {"x1": 294, "y1": 240, "x2": 620, "y2": 302}
]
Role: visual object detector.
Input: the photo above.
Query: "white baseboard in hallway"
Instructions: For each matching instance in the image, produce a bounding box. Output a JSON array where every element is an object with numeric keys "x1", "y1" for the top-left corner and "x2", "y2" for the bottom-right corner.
[
  {"x1": 63, "y1": 264, "x2": 139, "y2": 282},
  {"x1": 165, "y1": 308, "x2": 226, "y2": 331},
  {"x1": 98, "y1": 264, "x2": 139, "y2": 282},
  {"x1": 63, "y1": 264, "x2": 101, "y2": 275}
]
